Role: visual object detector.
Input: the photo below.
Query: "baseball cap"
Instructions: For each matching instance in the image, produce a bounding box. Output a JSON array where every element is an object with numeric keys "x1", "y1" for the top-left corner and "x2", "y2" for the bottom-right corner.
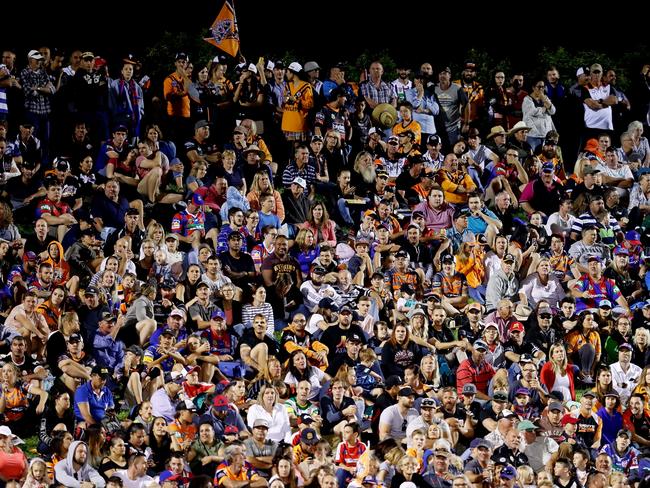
[
  {"x1": 161, "y1": 278, "x2": 177, "y2": 289},
  {"x1": 617, "y1": 429, "x2": 632, "y2": 438},
  {"x1": 541, "y1": 162, "x2": 555, "y2": 173},
  {"x1": 175, "y1": 52, "x2": 188, "y2": 61},
  {"x1": 68, "y1": 333, "x2": 83, "y2": 344},
  {"x1": 0, "y1": 426, "x2": 23, "y2": 446},
  {"x1": 576, "y1": 66, "x2": 590, "y2": 77},
  {"x1": 619, "y1": 343, "x2": 633, "y2": 351},
  {"x1": 441, "y1": 254, "x2": 455, "y2": 264},
  {"x1": 194, "y1": 120, "x2": 209, "y2": 131},
  {"x1": 583, "y1": 165, "x2": 600, "y2": 175},
  {"x1": 509, "y1": 322, "x2": 525, "y2": 333},
  {"x1": 427, "y1": 134, "x2": 441, "y2": 145},
  {"x1": 224, "y1": 425, "x2": 239, "y2": 435},
  {"x1": 497, "y1": 409, "x2": 517, "y2": 420},
  {"x1": 385, "y1": 375, "x2": 403, "y2": 388},
  {"x1": 100, "y1": 311, "x2": 116, "y2": 323},
  {"x1": 298, "y1": 414, "x2": 315, "y2": 425},
  {"x1": 211, "y1": 309, "x2": 226, "y2": 320},
  {"x1": 473, "y1": 439, "x2": 493, "y2": 449},
  {"x1": 28, "y1": 49, "x2": 44, "y2": 60},
  {"x1": 462, "y1": 384, "x2": 477, "y2": 395},
  {"x1": 347, "y1": 334, "x2": 363, "y2": 344},
  {"x1": 561, "y1": 414, "x2": 579, "y2": 425},
  {"x1": 587, "y1": 255, "x2": 602, "y2": 263},
  {"x1": 500, "y1": 465, "x2": 517, "y2": 480},
  {"x1": 398, "y1": 387, "x2": 416, "y2": 397},
  {"x1": 515, "y1": 387, "x2": 531, "y2": 396},
  {"x1": 196, "y1": 281, "x2": 210, "y2": 290},
  {"x1": 212, "y1": 395, "x2": 230, "y2": 411},
  {"x1": 613, "y1": 246, "x2": 629, "y2": 256},
  {"x1": 492, "y1": 392, "x2": 509, "y2": 403},
  {"x1": 318, "y1": 297, "x2": 339, "y2": 312},
  {"x1": 311, "y1": 265, "x2": 327, "y2": 275},
  {"x1": 170, "y1": 308, "x2": 186, "y2": 320},
  {"x1": 91, "y1": 365, "x2": 110, "y2": 377},
  {"x1": 304, "y1": 61, "x2": 320, "y2": 72},
  {"x1": 191, "y1": 193, "x2": 204, "y2": 206},
  {"x1": 300, "y1": 428, "x2": 319, "y2": 445},
  {"x1": 420, "y1": 398, "x2": 437, "y2": 408},
  {"x1": 503, "y1": 253, "x2": 516, "y2": 263},
  {"x1": 473, "y1": 340, "x2": 488, "y2": 352},
  {"x1": 227, "y1": 230, "x2": 242, "y2": 240},
  {"x1": 599, "y1": 300, "x2": 612, "y2": 309},
  {"x1": 253, "y1": 419, "x2": 270, "y2": 429},
  {"x1": 368, "y1": 127, "x2": 384, "y2": 137},
  {"x1": 288, "y1": 61, "x2": 302, "y2": 73},
  {"x1": 582, "y1": 391, "x2": 596, "y2": 399},
  {"x1": 311, "y1": 135, "x2": 324, "y2": 143},
  {"x1": 548, "y1": 402, "x2": 564, "y2": 412},
  {"x1": 590, "y1": 63, "x2": 603, "y2": 73},
  {"x1": 292, "y1": 176, "x2": 307, "y2": 189},
  {"x1": 453, "y1": 207, "x2": 470, "y2": 220}
]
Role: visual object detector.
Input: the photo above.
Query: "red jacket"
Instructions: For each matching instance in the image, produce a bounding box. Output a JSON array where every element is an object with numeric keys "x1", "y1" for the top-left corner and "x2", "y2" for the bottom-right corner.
[{"x1": 540, "y1": 361, "x2": 575, "y2": 400}]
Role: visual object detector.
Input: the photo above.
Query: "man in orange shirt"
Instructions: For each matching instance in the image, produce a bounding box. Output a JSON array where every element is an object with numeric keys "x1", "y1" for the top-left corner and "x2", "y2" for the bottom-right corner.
[
  {"x1": 163, "y1": 52, "x2": 192, "y2": 147},
  {"x1": 214, "y1": 444, "x2": 267, "y2": 487}
]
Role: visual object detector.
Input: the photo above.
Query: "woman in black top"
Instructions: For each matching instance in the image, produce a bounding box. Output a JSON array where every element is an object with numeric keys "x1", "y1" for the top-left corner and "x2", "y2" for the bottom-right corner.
[
  {"x1": 99, "y1": 435, "x2": 127, "y2": 480},
  {"x1": 37, "y1": 390, "x2": 75, "y2": 455}
]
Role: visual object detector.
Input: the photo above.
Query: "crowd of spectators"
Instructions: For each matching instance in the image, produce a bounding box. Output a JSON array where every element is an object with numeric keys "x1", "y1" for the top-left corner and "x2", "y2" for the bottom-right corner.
[{"x1": 1, "y1": 45, "x2": 650, "y2": 488}]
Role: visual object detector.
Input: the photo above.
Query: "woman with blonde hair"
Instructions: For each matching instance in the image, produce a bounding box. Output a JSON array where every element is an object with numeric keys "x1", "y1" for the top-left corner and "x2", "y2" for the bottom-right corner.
[
  {"x1": 627, "y1": 120, "x2": 650, "y2": 164},
  {"x1": 247, "y1": 170, "x2": 285, "y2": 221},
  {"x1": 540, "y1": 342, "x2": 576, "y2": 401},
  {"x1": 455, "y1": 241, "x2": 486, "y2": 304},
  {"x1": 516, "y1": 465, "x2": 536, "y2": 488},
  {"x1": 632, "y1": 327, "x2": 650, "y2": 367},
  {"x1": 139, "y1": 221, "x2": 167, "y2": 259},
  {"x1": 291, "y1": 228, "x2": 321, "y2": 279},
  {"x1": 419, "y1": 353, "x2": 441, "y2": 392},
  {"x1": 246, "y1": 383, "x2": 291, "y2": 443},
  {"x1": 186, "y1": 160, "x2": 208, "y2": 197},
  {"x1": 519, "y1": 257, "x2": 565, "y2": 309}
]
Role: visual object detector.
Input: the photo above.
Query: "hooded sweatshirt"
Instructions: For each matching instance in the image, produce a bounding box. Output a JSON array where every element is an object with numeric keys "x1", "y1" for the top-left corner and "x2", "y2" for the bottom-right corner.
[{"x1": 54, "y1": 440, "x2": 106, "y2": 488}]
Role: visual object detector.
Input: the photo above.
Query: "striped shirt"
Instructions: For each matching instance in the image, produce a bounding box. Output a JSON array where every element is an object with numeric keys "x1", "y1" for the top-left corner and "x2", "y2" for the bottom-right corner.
[{"x1": 281, "y1": 161, "x2": 318, "y2": 188}]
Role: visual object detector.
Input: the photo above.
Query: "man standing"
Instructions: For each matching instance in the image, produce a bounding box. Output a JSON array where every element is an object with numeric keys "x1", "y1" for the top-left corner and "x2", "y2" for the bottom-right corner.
[
  {"x1": 20, "y1": 50, "x2": 55, "y2": 164},
  {"x1": 610, "y1": 343, "x2": 642, "y2": 407},
  {"x1": 582, "y1": 63, "x2": 618, "y2": 143},
  {"x1": 163, "y1": 52, "x2": 192, "y2": 146},
  {"x1": 360, "y1": 62, "x2": 396, "y2": 109},
  {"x1": 435, "y1": 67, "x2": 467, "y2": 148}
]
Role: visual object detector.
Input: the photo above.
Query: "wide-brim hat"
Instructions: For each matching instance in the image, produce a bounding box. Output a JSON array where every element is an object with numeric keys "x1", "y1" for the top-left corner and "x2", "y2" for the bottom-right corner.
[
  {"x1": 508, "y1": 121, "x2": 532, "y2": 135},
  {"x1": 242, "y1": 144, "x2": 265, "y2": 158},
  {"x1": 486, "y1": 126, "x2": 506, "y2": 140},
  {"x1": 372, "y1": 103, "x2": 398, "y2": 129},
  {"x1": 513, "y1": 304, "x2": 533, "y2": 321}
]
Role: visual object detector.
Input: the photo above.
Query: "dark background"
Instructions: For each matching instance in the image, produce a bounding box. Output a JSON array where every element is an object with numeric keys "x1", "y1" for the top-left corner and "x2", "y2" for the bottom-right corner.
[{"x1": 6, "y1": 2, "x2": 648, "y2": 80}]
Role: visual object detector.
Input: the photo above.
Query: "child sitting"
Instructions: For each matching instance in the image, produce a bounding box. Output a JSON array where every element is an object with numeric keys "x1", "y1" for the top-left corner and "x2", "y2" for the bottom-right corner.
[
  {"x1": 354, "y1": 347, "x2": 383, "y2": 394},
  {"x1": 257, "y1": 192, "x2": 281, "y2": 229},
  {"x1": 512, "y1": 387, "x2": 539, "y2": 420}
]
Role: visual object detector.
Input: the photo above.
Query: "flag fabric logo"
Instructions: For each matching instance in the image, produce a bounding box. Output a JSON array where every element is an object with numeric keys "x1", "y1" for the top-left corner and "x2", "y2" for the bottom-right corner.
[{"x1": 204, "y1": 1, "x2": 240, "y2": 58}]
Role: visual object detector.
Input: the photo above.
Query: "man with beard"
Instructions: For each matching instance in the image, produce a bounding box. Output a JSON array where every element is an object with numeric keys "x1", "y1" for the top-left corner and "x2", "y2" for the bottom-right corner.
[
  {"x1": 568, "y1": 226, "x2": 611, "y2": 273},
  {"x1": 520, "y1": 162, "x2": 565, "y2": 217},
  {"x1": 572, "y1": 256, "x2": 630, "y2": 314},
  {"x1": 599, "y1": 146, "x2": 634, "y2": 194},
  {"x1": 570, "y1": 194, "x2": 622, "y2": 242},
  {"x1": 281, "y1": 177, "x2": 311, "y2": 237},
  {"x1": 456, "y1": 61, "x2": 485, "y2": 136},
  {"x1": 350, "y1": 155, "x2": 376, "y2": 199},
  {"x1": 623, "y1": 394, "x2": 650, "y2": 453},
  {"x1": 261, "y1": 235, "x2": 303, "y2": 317},
  {"x1": 537, "y1": 137, "x2": 566, "y2": 180},
  {"x1": 506, "y1": 73, "x2": 528, "y2": 129},
  {"x1": 300, "y1": 266, "x2": 340, "y2": 313},
  {"x1": 391, "y1": 64, "x2": 412, "y2": 103},
  {"x1": 466, "y1": 128, "x2": 498, "y2": 191},
  {"x1": 506, "y1": 121, "x2": 534, "y2": 160},
  {"x1": 54, "y1": 441, "x2": 106, "y2": 488}
]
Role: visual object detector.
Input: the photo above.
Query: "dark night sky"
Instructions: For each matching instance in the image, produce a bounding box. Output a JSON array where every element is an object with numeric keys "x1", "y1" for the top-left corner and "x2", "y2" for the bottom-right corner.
[{"x1": 7, "y1": 2, "x2": 646, "y2": 70}]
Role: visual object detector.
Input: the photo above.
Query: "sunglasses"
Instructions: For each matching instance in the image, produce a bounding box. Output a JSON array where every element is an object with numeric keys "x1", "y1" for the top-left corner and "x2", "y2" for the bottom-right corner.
[{"x1": 539, "y1": 313, "x2": 552, "y2": 319}]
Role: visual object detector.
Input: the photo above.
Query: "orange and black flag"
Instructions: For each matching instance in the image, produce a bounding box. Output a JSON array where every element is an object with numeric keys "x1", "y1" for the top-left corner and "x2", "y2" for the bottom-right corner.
[{"x1": 204, "y1": 0, "x2": 240, "y2": 58}]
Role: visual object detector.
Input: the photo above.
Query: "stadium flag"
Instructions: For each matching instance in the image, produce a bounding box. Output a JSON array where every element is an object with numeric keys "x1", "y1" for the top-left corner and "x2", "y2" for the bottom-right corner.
[{"x1": 204, "y1": 0, "x2": 240, "y2": 58}]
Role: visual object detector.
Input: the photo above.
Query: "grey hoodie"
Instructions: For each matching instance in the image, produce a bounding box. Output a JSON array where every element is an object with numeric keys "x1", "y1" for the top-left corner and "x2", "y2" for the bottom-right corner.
[{"x1": 54, "y1": 440, "x2": 106, "y2": 488}]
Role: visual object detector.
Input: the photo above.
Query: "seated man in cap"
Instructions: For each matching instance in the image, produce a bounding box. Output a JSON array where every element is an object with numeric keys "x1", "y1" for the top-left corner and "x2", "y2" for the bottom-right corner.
[
  {"x1": 485, "y1": 253, "x2": 519, "y2": 313},
  {"x1": 378, "y1": 386, "x2": 419, "y2": 444},
  {"x1": 457, "y1": 340, "x2": 497, "y2": 401},
  {"x1": 92, "y1": 311, "x2": 126, "y2": 373},
  {"x1": 171, "y1": 192, "x2": 218, "y2": 250},
  {"x1": 74, "y1": 365, "x2": 115, "y2": 426},
  {"x1": 215, "y1": 444, "x2": 267, "y2": 488},
  {"x1": 431, "y1": 253, "x2": 469, "y2": 316},
  {"x1": 519, "y1": 161, "x2": 565, "y2": 218}
]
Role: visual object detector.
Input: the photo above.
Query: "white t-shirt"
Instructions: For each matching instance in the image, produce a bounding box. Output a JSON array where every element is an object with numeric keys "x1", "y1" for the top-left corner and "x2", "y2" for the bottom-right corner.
[
  {"x1": 583, "y1": 84, "x2": 614, "y2": 130},
  {"x1": 114, "y1": 470, "x2": 154, "y2": 488}
]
